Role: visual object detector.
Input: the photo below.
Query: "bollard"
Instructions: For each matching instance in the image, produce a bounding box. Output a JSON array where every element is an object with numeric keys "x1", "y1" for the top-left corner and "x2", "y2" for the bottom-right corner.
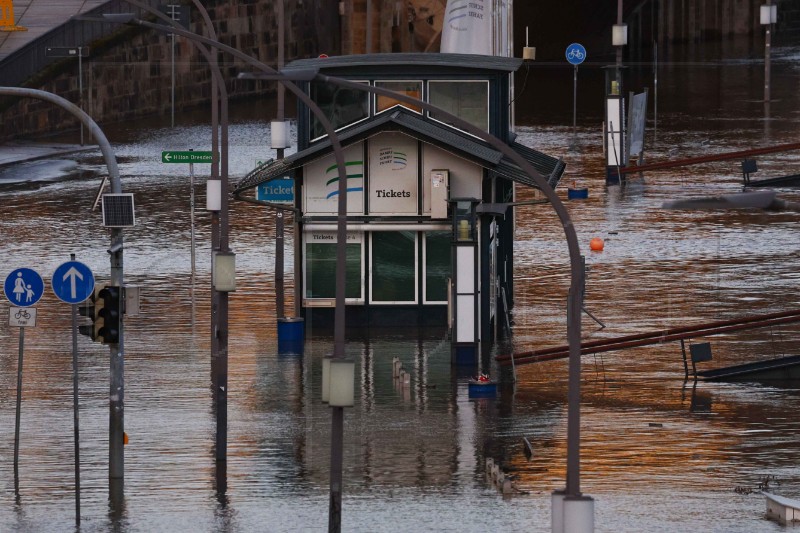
[
  {"x1": 402, "y1": 371, "x2": 411, "y2": 386},
  {"x1": 502, "y1": 477, "x2": 513, "y2": 494},
  {"x1": 392, "y1": 357, "x2": 400, "y2": 378}
]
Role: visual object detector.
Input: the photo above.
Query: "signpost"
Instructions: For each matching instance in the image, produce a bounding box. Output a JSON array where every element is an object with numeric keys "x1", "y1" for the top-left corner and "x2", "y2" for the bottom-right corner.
[
  {"x1": 52, "y1": 258, "x2": 95, "y2": 526},
  {"x1": 4, "y1": 267, "x2": 44, "y2": 496},
  {"x1": 162, "y1": 150, "x2": 215, "y2": 273},
  {"x1": 565, "y1": 43, "x2": 587, "y2": 148},
  {"x1": 45, "y1": 47, "x2": 90, "y2": 145}
]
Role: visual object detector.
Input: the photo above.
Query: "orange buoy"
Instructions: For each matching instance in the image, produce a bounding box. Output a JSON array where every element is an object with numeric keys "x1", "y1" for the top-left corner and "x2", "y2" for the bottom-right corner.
[
  {"x1": 123, "y1": 432, "x2": 129, "y2": 445},
  {"x1": 589, "y1": 237, "x2": 604, "y2": 251}
]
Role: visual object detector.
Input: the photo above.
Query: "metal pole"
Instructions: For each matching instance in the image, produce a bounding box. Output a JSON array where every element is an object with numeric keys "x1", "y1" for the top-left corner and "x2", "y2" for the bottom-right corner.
[
  {"x1": 572, "y1": 65, "x2": 577, "y2": 147},
  {"x1": 276, "y1": 0, "x2": 286, "y2": 319},
  {"x1": 13, "y1": 327, "x2": 24, "y2": 495},
  {"x1": 190, "y1": 153, "x2": 196, "y2": 275},
  {"x1": 653, "y1": 42, "x2": 658, "y2": 141},
  {"x1": 0, "y1": 87, "x2": 125, "y2": 492},
  {"x1": 78, "y1": 50, "x2": 84, "y2": 146},
  {"x1": 170, "y1": 4, "x2": 176, "y2": 128},
  {"x1": 71, "y1": 299, "x2": 81, "y2": 527},
  {"x1": 764, "y1": 1, "x2": 772, "y2": 103},
  {"x1": 276, "y1": 210, "x2": 285, "y2": 318}
]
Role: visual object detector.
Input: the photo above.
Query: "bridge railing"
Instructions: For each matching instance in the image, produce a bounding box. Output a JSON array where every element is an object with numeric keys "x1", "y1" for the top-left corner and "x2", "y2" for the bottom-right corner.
[{"x1": 0, "y1": 0, "x2": 163, "y2": 88}]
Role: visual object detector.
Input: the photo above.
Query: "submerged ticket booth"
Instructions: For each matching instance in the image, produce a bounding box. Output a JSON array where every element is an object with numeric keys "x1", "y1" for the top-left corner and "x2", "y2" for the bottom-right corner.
[{"x1": 235, "y1": 53, "x2": 565, "y2": 364}]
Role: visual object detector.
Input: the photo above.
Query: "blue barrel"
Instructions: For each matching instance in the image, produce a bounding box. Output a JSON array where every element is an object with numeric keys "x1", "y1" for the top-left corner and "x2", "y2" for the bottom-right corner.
[
  {"x1": 567, "y1": 187, "x2": 589, "y2": 199},
  {"x1": 468, "y1": 380, "x2": 498, "y2": 398},
  {"x1": 278, "y1": 317, "x2": 305, "y2": 355}
]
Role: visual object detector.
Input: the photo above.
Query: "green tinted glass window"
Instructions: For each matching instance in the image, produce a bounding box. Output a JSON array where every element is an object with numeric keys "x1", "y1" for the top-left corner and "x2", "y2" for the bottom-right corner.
[
  {"x1": 425, "y1": 231, "x2": 450, "y2": 302},
  {"x1": 306, "y1": 243, "x2": 362, "y2": 299},
  {"x1": 310, "y1": 82, "x2": 369, "y2": 139},
  {"x1": 428, "y1": 81, "x2": 489, "y2": 132},
  {"x1": 371, "y1": 232, "x2": 416, "y2": 302}
]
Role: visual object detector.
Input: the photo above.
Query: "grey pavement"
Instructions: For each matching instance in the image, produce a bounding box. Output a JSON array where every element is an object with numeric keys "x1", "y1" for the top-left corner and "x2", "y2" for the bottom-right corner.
[
  {"x1": 0, "y1": 141, "x2": 96, "y2": 168},
  {"x1": 0, "y1": 0, "x2": 106, "y2": 61}
]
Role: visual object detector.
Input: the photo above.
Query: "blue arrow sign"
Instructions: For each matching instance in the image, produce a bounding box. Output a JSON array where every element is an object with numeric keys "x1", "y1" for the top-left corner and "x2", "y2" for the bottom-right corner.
[
  {"x1": 51, "y1": 261, "x2": 95, "y2": 304},
  {"x1": 4, "y1": 268, "x2": 45, "y2": 307},
  {"x1": 566, "y1": 43, "x2": 587, "y2": 65}
]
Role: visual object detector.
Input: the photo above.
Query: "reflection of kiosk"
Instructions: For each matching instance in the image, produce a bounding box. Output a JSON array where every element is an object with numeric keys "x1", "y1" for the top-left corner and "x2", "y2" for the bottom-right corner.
[
  {"x1": 603, "y1": 66, "x2": 626, "y2": 184},
  {"x1": 234, "y1": 54, "x2": 566, "y2": 361}
]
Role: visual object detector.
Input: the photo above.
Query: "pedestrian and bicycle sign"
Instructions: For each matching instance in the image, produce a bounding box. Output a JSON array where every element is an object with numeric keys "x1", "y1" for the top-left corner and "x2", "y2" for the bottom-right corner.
[
  {"x1": 4, "y1": 268, "x2": 44, "y2": 307},
  {"x1": 162, "y1": 151, "x2": 215, "y2": 164},
  {"x1": 51, "y1": 261, "x2": 95, "y2": 304},
  {"x1": 565, "y1": 43, "x2": 587, "y2": 65}
]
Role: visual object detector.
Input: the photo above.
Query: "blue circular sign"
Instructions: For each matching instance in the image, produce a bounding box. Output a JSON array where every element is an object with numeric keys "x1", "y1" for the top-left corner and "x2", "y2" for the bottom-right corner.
[
  {"x1": 4, "y1": 268, "x2": 45, "y2": 307},
  {"x1": 51, "y1": 261, "x2": 95, "y2": 304},
  {"x1": 566, "y1": 43, "x2": 587, "y2": 65}
]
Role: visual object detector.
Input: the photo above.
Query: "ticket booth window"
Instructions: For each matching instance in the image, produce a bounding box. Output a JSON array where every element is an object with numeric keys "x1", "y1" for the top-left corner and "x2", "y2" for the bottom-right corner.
[
  {"x1": 306, "y1": 241, "x2": 363, "y2": 300},
  {"x1": 370, "y1": 231, "x2": 417, "y2": 303},
  {"x1": 310, "y1": 81, "x2": 369, "y2": 140},
  {"x1": 428, "y1": 80, "x2": 489, "y2": 133},
  {"x1": 424, "y1": 231, "x2": 450, "y2": 303}
]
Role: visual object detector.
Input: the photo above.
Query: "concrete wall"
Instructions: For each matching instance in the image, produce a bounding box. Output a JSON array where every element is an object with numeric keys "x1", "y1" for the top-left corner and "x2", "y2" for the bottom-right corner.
[{"x1": 0, "y1": 0, "x2": 339, "y2": 140}]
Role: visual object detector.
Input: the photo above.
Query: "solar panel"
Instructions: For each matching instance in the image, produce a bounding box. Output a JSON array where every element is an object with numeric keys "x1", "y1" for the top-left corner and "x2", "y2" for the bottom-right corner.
[{"x1": 101, "y1": 193, "x2": 136, "y2": 227}]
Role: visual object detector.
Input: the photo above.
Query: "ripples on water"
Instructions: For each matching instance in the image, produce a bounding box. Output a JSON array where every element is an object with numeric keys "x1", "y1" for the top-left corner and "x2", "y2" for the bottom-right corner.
[{"x1": 2, "y1": 46, "x2": 800, "y2": 532}]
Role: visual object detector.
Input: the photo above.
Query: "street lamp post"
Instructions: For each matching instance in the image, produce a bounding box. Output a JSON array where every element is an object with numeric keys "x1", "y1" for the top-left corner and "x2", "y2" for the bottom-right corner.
[
  {"x1": 109, "y1": 0, "x2": 233, "y2": 463},
  {"x1": 761, "y1": 2, "x2": 777, "y2": 103},
  {"x1": 0, "y1": 86, "x2": 126, "y2": 499}
]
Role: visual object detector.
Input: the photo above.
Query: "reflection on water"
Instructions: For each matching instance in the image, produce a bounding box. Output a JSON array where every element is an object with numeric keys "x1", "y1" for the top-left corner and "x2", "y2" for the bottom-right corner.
[{"x1": 2, "y1": 43, "x2": 800, "y2": 532}]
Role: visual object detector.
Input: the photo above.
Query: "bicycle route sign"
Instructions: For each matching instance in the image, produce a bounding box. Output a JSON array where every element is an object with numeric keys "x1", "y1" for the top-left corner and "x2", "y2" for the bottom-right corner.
[
  {"x1": 51, "y1": 261, "x2": 95, "y2": 304},
  {"x1": 565, "y1": 43, "x2": 587, "y2": 65},
  {"x1": 4, "y1": 268, "x2": 45, "y2": 307}
]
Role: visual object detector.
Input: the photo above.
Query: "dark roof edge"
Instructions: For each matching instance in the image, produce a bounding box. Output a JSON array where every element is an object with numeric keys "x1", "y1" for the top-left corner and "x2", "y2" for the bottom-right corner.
[{"x1": 283, "y1": 53, "x2": 523, "y2": 73}]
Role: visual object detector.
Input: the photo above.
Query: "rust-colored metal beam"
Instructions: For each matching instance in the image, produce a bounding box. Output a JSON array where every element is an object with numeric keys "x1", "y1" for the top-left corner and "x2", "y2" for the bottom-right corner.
[
  {"x1": 619, "y1": 142, "x2": 800, "y2": 175},
  {"x1": 497, "y1": 309, "x2": 800, "y2": 367}
]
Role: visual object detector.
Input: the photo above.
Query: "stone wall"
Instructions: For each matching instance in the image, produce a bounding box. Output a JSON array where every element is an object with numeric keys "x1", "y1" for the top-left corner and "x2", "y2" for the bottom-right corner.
[{"x1": 0, "y1": 0, "x2": 340, "y2": 140}]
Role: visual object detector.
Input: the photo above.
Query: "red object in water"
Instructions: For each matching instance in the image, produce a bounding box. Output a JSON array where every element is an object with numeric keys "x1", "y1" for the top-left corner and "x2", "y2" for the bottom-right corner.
[{"x1": 590, "y1": 237, "x2": 604, "y2": 251}]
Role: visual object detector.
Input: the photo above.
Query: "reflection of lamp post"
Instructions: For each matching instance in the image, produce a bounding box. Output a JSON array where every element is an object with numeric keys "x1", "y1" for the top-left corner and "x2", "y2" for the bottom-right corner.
[
  {"x1": 612, "y1": 0, "x2": 627, "y2": 94},
  {"x1": 761, "y1": 1, "x2": 778, "y2": 103},
  {"x1": 102, "y1": 0, "x2": 234, "y2": 463}
]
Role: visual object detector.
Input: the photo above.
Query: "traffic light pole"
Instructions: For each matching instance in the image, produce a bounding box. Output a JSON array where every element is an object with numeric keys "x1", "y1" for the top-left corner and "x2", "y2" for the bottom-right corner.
[{"x1": 0, "y1": 87, "x2": 126, "y2": 504}]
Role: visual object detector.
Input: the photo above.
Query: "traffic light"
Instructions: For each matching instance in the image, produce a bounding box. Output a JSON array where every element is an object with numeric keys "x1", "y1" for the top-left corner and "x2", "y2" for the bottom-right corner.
[
  {"x1": 96, "y1": 286, "x2": 120, "y2": 344},
  {"x1": 77, "y1": 285, "x2": 121, "y2": 344},
  {"x1": 78, "y1": 286, "x2": 101, "y2": 341}
]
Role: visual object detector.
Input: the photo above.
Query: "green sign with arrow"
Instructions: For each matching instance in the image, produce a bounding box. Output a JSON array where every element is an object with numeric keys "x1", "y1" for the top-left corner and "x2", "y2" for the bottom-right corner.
[{"x1": 161, "y1": 151, "x2": 215, "y2": 164}]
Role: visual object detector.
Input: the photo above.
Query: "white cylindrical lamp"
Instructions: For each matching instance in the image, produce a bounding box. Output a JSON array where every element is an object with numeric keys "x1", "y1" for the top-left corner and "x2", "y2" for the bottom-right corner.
[
  {"x1": 328, "y1": 359, "x2": 355, "y2": 407},
  {"x1": 270, "y1": 120, "x2": 290, "y2": 149},
  {"x1": 760, "y1": 4, "x2": 777, "y2": 24},
  {"x1": 212, "y1": 251, "x2": 236, "y2": 292},
  {"x1": 612, "y1": 24, "x2": 628, "y2": 46},
  {"x1": 207, "y1": 179, "x2": 221, "y2": 211}
]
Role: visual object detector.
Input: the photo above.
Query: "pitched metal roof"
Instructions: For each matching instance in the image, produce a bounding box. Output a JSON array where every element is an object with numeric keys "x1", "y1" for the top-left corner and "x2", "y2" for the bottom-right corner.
[
  {"x1": 233, "y1": 109, "x2": 564, "y2": 194},
  {"x1": 282, "y1": 53, "x2": 523, "y2": 75},
  {"x1": 492, "y1": 143, "x2": 566, "y2": 190}
]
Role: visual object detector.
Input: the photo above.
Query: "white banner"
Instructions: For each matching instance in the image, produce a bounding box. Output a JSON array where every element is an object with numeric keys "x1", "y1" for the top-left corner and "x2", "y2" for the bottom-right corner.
[{"x1": 441, "y1": 0, "x2": 492, "y2": 55}]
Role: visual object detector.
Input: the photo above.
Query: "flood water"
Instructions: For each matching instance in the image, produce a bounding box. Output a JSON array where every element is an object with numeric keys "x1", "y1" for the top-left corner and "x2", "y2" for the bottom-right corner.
[{"x1": 2, "y1": 42, "x2": 800, "y2": 532}]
